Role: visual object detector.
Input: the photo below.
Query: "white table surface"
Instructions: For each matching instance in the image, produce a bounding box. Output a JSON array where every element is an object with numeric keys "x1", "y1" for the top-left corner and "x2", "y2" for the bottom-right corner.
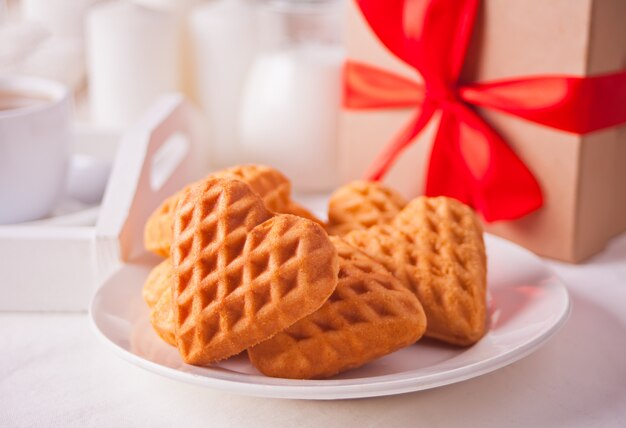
[{"x1": 2, "y1": 231, "x2": 625, "y2": 428}]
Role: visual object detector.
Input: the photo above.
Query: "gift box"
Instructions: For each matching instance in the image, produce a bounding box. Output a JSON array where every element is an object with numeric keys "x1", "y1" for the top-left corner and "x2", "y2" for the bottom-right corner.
[{"x1": 339, "y1": 0, "x2": 626, "y2": 263}]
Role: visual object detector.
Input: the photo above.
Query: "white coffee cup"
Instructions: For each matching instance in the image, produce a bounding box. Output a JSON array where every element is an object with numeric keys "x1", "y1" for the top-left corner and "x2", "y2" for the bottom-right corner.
[{"x1": 0, "y1": 76, "x2": 72, "y2": 224}]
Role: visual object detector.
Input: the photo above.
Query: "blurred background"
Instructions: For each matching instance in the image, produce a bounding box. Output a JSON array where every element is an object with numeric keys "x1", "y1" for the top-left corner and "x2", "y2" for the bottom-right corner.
[
  {"x1": 0, "y1": 0, "x2": 345, "y2": 192},
  {"x1": 0, "y1": 0, "x2": 624, "y2": 265}
]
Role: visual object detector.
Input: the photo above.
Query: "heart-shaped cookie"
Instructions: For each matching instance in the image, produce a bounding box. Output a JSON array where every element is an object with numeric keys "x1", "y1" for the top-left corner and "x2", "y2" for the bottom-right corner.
[
  {"x1": 248, "y1": 236, "x2": 427, "y2": 379},
  {"x1": 150, "y1": 284, "x2": 176, "y2": 346},
  {"x1": 144, "y1": 165, "x2": 322, "y2": 257},
  {"x1": 171, "y1": 178, "x2": 338, "y2": 365},
  {"x1": 327, "y1": 180, "x2": 408, "y2": 236},
  {"x1": 344, "y1": 196, "x2": 487, "y2": 346},
  {"x1": 142, "y1": 258, "x2": 174, "y2": 308}
]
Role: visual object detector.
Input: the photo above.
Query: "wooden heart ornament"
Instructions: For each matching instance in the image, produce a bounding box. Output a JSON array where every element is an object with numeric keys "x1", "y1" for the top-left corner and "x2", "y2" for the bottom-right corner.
[{"x1": 171, "y1": 178, "x2": 338, "y2": 365}]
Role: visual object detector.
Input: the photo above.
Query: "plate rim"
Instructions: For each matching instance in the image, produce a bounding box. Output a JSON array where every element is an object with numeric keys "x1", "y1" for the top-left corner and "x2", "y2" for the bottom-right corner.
[{"x1": 89, "y1": 234, "x2": 571, "y2": 400}]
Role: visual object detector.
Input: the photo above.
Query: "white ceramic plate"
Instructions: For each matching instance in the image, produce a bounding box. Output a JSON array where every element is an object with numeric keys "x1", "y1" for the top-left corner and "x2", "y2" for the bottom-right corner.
[{"x1": 90, "y1": 234, "x2": 570, "y2": 400}]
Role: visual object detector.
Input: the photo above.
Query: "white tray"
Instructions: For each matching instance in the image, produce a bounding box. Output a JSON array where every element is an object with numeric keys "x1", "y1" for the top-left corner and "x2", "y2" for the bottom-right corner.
[{"x1": 0, "y1": 94, "x2": 208, "y2": 311}]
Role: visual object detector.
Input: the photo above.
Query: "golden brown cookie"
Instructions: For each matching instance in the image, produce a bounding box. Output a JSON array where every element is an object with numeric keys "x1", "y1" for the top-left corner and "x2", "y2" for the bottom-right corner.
[
  {"x1": 345, "y1": 196, "x2": 487, "y2": 346},
  {"x1": 215, "y1": 164, "x2": 291, "y2": 214},
  {"x1": 171, "y1": 178, "x2": 339, "y2": 365},
  {"x1": 144, "y1": 195, "x2": 180, "y2": 258},
  {"x1": 344, "y1": 224, "x2": 413, "y2": 287},
  {"x1": 144, "y1": 165, "x2": 319, "y2": 257},
  {"x1": 144, "y1": 217, "x2": 326, "y2": 349},
  {"x1": 150, "y1": 288, "x2": 176, "y2": 346},
  {"x1": 281, "y1": 201, "x2": 324, "y2": 227},
  {"x1": 248, "y1": 237, "x2": 427, "y2": 379},
  {"x1": 327, "y1": 180, "x2": 407, "y2": 235},
  {"x1": 142, "y1": 258, "x2": 174, "y2": 308}
]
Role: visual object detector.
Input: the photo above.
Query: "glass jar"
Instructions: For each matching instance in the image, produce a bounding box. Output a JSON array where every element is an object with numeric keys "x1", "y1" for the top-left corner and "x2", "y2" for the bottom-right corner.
[{"x1": 238, "y1": 0, "x2": 344, "y2": 192}]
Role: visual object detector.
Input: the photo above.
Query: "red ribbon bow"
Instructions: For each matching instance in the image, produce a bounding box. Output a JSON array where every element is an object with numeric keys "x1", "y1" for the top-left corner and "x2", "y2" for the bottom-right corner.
[{"x1": 345, "y1": 0, "x2": 626, "y2": 221}]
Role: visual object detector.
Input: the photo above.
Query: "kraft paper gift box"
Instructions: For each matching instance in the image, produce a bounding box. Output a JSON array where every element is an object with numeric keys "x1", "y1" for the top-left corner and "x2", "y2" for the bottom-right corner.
[{"x1": 339, "y1": 0, "x2": 626, "y2": 263}]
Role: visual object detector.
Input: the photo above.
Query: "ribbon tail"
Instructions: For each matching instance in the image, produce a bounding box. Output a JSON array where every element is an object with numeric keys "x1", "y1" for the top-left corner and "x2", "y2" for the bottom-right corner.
[
  {"x1": 459, "y1": 71, "x2": 626, "y2": 133},
  {"x1": 426, "y1": 110, "x2": 472, "y2": 205},
  {"x1": 426, "y1": 105, "x2": 543, "y2": 221},
  {"x1": 364, "y1": 100, "x2": 437, "y2": 181}
]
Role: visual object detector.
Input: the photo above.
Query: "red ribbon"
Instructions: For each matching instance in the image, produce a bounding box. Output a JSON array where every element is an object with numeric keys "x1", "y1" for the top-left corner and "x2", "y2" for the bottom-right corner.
[{"x1": 345, "y1": 0, "x2": 626, "y2": 222}]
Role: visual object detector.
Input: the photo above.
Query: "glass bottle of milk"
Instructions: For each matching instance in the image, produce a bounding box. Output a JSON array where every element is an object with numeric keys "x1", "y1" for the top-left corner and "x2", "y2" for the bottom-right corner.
[{"x1": 239, "y1": 0, "x2": 343, "y2": 192}]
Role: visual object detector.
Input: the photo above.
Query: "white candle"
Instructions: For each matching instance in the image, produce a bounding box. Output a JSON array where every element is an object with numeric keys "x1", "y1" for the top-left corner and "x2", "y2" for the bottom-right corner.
[
  {"x1": 189, "y1": 0, "x2": 257, "y2": 167},
  {"x1": 86, "y1": 1, "x2": 179, "y2": 130},
  {"x1": 21, "y1": 0, "x2": 104, "y2": 39},
  {"x1": 133, "y1": 0, "x2": 204, "y2": 103},
  {"x1": 239, "y1": 44, "x2": 344, "y2": 192}
]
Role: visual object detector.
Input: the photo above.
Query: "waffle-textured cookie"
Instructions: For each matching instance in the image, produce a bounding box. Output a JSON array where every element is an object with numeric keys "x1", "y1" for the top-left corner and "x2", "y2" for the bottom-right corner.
[
  {"x1": 345, "y1": 196, "x2": 487, "y2": 346},
  {"x1": 144, "y1": 215, "x2": 324, "y2": 350},
  {"x1": 344, "y1": 224, "x2": 413, "y2": 288},
  {"x1": 327, "y1": 180, "x2": 407, "y2": 236},
  {"x1": 248, "y1": 237, "x2": 427, "y2": 379},
  {"x1": 220, "y1": 167, "x2": 323, "y2": 226},
  {"x1": 217, "y1": 164, "x2": 291, "y2": 214},
  {"x1": 171, "y1": 178, "x2": 339, "y2": 365},
  {"x1": 144, "y1": 194, "x2": 180, "y2": 258},
  {"x1": 144, "y1": 165, "x2": 293, "y2": 257},
  {"x1": 282, "y1": 201, "x2": 324, "y2": 227},
  {"x1": 142, "y1": 258, "x2": 174, "y2": 308},
  {"x1": 150, "y1": 287, "x2": 176, "y2": 346}
]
